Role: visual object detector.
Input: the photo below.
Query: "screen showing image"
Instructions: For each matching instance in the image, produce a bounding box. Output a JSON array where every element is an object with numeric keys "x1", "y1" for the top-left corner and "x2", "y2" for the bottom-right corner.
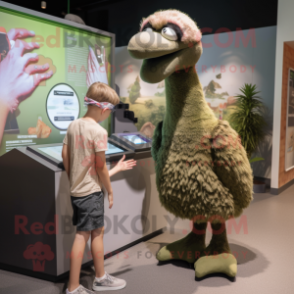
[
  {"x1": 38, "y1": 146, "x2": 63, "y2": 162},
  {"x1": 106, "y1": 143, "x2": 125, "y2": 155},
  {"x1": 38, "y1": 142, "x2": 124, "y2": 161},
  {"x1": 122, "y1": 134, "x2": 150, "y2": 145},
  {"x1": 0, "y1": 5, "x2": 113, "y2": 156}
]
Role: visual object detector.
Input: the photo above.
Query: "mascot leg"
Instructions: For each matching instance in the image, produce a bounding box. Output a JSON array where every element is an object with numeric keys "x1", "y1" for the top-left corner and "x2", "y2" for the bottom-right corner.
[
  {"x1": 156, "y1": 222, "x2": 207, "y2": 264},
  {"x1": 194, "y1": 222, "x2": 237, "y2": 278}
]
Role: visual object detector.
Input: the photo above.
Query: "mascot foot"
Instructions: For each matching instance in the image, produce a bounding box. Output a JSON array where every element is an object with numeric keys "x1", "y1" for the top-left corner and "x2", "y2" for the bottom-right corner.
[
  {"x1": 194, "y1": 253, "x2": 237, "y2": 278},
  {"x1": 157, "y1": 223, "x2": 207, "y2": 263},
  {"x1": 194, "y1": 222, "x2": 237, "y2": 279}
]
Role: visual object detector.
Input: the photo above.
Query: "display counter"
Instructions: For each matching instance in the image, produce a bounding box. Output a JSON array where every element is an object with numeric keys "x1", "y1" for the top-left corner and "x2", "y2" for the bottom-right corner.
[
  {"x1": 27, "y1": 138, "x2": 134, "y2": 166},
  {"x1": 0, "y1": 135, "x2": 168, "y2": 281}
]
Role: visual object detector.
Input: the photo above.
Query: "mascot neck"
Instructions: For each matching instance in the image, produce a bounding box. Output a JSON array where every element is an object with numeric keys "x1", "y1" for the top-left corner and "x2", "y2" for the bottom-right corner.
[{"x1": 164, "y1": 66, "x2": 216, "y2": 130}]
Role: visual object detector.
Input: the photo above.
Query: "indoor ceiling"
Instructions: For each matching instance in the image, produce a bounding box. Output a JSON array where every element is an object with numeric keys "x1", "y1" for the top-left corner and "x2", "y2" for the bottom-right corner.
[{"x1": 1, "y1": 0, "x2": 278, "y2": 47}]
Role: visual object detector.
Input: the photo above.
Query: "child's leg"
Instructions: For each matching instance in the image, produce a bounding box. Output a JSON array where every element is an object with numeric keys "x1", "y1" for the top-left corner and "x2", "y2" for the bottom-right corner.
[
  {"x1": 68, "y1": 231, "x2": 91, "y2": 292},
  {"x1": 91, "y1": 226, "x2": 105, "y2": 278},
  {"x1": 91, "y1": 225, "x2": 126, "y2": 292}
]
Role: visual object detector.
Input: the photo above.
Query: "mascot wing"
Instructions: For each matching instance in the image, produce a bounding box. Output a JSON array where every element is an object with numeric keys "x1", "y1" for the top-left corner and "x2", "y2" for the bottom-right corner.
[
  {"x1": 210, "y1": 120, "x2": 254, "y2": 217},
  {"x1": 151, "y1": 121, "x2": 163, "y2": 162}
]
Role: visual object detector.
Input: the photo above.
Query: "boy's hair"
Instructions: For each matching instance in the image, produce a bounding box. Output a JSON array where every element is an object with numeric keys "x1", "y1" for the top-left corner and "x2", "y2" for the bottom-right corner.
[{"x1": 86, "y1": 82, "x2": 120, "y2": 105}]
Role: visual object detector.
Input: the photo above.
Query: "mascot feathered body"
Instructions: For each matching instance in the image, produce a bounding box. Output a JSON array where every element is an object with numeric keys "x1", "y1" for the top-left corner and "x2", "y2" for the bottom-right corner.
[{"x1": 128, "y1": 9, "x2": 253, "y2": 279}]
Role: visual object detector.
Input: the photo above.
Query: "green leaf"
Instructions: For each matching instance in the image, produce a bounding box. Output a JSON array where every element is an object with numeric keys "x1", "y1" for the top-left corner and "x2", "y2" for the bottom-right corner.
[
  {"x1": 249, "y1": 157, "x2": 264, "y2": 163},
  {"x1": 228, "y1": 83, "x2": 267, "y2": 156}
]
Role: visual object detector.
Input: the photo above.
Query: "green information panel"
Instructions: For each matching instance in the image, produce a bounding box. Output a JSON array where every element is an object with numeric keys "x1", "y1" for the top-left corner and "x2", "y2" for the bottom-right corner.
[{"x1": 0, "y1": 5, "x2": 114, "y2": 156}]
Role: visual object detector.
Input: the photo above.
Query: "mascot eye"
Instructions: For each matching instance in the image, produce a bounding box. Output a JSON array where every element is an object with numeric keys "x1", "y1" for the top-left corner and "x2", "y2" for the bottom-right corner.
[
  {"x1": 143, "y1": 27, "x2": 153, "y2": 33},
  {"x1": 161, "y1": 26, "x2": 178, "y2": 41}
]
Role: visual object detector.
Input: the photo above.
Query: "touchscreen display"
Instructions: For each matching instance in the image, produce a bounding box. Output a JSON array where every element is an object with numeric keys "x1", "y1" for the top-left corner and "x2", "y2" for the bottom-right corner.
[
  {"x1": 122, "y1": 134, "x2": 150, "y2": 145},
  {"x1": 106, "y1": 143, "x2": 125, "y2": 155},
  {"x1": 38, "y1": 143, "x2": 124, "y2": 161},
  {"x1": 38, "y1": 146, "x2": 63, "y2": 161}
]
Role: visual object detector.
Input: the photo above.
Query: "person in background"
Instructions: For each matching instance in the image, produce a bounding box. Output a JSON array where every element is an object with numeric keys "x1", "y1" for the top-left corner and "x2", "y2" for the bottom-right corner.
[
  {"x1": 62, "y1": 82, "x2": 136, "y2": 294},
  {"x1": 95, "y1": 44, "x2": 104, "y2": 65},
  {"x1": 87, "y1": 46, "x2": 108, "y2": 86}
]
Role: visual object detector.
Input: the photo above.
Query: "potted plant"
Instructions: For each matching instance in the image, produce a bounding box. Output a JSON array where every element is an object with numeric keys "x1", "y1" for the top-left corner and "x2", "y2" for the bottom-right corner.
[{"x1": 228, "y1": 83, "x2": 267, "y2": 193}]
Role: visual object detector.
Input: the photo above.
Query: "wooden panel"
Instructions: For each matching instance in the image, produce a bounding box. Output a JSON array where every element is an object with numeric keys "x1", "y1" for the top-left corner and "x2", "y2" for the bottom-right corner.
[{"x1": 279, "y1": 43, "x2": 294, "y2": 187}]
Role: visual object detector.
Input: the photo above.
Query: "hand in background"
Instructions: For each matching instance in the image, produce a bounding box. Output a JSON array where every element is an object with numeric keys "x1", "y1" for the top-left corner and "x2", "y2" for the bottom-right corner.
[
  {"x1": 7, "y1": 28, "x2": 35, "y2": 42},
  {"x1": 116, "y1": 155, "x2": 137, "y2": 171},
  {"x1": 0, "y1": 28, "x2": 53, "y2": 147},
  {"x1": 0, "y1": 39, "x2": 53, "y2": 112},
  {"x1": 86, "y1": 46, "x2": 108, "y2": 87},
  {"x1": 108, "y1": 191, "x2": 113, "y2": 209}
]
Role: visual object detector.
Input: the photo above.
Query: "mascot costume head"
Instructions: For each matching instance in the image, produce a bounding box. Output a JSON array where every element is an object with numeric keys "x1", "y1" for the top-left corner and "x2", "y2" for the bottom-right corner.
[{"x1": 128, "y1": 9, "x2": 253, "y2": 279}]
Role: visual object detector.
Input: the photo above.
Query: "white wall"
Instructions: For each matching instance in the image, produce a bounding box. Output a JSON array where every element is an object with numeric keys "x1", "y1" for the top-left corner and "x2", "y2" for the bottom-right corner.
[{"x1": 271, "y1": 0, "x2": 294, "y2": 189}]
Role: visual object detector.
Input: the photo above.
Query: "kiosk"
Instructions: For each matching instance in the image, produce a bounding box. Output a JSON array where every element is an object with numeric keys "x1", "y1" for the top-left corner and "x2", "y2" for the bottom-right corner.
[
  {"x1": 110, "y1": 132, "x2": 152, "y2": 152},
  {"x1": 0, "y1": 135, "x2": 168, "y2": 281}
]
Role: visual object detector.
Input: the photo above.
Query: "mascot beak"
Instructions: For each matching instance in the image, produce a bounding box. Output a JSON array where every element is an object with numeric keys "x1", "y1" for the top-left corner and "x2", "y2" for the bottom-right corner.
[
  {"x1": 127, "y1": 31, "x2": 202, "y2": 83},
  {"x1": 127, "y1": 31, "x2": 187, "y2": 60}
]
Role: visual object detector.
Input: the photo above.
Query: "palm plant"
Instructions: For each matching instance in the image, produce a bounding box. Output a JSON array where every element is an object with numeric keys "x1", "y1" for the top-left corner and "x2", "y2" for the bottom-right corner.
[{"x1": 228, "y1": 83, "x2": 267, "y2": 161}]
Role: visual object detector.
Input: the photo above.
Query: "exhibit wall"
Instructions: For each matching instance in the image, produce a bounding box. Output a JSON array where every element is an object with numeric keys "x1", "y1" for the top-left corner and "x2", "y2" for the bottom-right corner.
[
  {"x1": 271, "y1": 0, "x2": 294, "y2": 191},
  {"x1": 0, "y1": 2, "x2": 114, "y2": 157},
  {"x1": 115, "y1": 26, "x2": 276, "y2": 179},
  {"x1": 279, "y1": 44, "x2": 294, "y2": 185}
]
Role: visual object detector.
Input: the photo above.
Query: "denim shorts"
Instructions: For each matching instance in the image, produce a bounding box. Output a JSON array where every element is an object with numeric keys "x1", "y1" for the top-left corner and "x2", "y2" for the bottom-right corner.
[{"x1": 71, "y1": 191, "x2": 104, "y2": 231}]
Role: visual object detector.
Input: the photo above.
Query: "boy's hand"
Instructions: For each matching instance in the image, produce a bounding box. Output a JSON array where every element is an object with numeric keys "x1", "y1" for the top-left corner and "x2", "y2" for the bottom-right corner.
[
  {"x1": 108, "y1": 192, "x2": 113, "y2": 209},
  {"x1": 116, "y1": 155, "x2": 136, "y2": 171}
]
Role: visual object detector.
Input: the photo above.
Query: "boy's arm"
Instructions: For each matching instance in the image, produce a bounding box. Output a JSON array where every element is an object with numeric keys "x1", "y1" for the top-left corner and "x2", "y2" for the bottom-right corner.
[
  {"x1": 109, "y1": 155, "x2": 137, "y2": 177},
  {"x1": 108, "y1": 162, "x2": 120, "y2": 178},
  {"x1": 62, "y1": 143, "x2": 70, "y2": 178},
  {"x1": 96, "y1": 151, "x2": 113, "y2": 208}
]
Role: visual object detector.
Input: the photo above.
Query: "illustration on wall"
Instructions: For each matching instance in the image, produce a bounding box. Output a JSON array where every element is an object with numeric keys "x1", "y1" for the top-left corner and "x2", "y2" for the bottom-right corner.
[
  {"x1": 28, "y1": 118, "x2": 52, "y2": 138},
  {"x1": 118, "y1": 74, "x2": 166, "y2": 138},
  {"x1": 116, "y1": 69, "x2": 238, "y2": 138},
  {"x1": 203, "y1": 73, "x2": 236, "y2": 121},
  {"x1": 0, "y1": 6, "x2": 113, "y2": 156},
  {"x1": 86, "y1": 46, "x2": 110, "y2": 87},
  {"x1": 24, "y1": 55, "x2": 57, "y2": 87}
]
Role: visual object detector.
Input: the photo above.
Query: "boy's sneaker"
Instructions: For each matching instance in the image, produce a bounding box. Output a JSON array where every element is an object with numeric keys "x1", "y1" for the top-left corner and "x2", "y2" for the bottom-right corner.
[
  {"x1": 92, "y1": 272, "x2": 126, "y2": 291},
  {"x1": 66, "y1": 285, "x2": 96, "y2": 294}
]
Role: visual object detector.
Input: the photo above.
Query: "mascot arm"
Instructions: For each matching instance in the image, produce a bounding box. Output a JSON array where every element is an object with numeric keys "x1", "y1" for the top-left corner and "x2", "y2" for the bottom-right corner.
[
  {"x1": 210, "y1": 120, "x2": 253, "y2": 215},
  {"x1": 151, "y1": 121, "x2": 163, "y2": 162}
]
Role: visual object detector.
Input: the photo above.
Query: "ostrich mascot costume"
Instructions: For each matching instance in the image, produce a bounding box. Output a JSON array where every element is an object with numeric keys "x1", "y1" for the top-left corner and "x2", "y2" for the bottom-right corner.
[{"x1": 127, "y1": 9, "x2": 253, "y2": 279}]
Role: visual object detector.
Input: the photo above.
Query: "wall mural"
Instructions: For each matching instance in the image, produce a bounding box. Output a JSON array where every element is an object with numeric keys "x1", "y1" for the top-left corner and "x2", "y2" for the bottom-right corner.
[
  {"x1": 116, "y1": 70, "x2": 236, "y2": 138},
  {"x1": 117, "y1": 73, "x2": 165, "y2": 138}
]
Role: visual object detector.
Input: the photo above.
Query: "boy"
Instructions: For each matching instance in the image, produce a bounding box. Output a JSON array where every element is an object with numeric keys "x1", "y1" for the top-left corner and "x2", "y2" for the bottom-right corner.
[{"x1": 62, "y1": 82, "x2": 136, "y2": 294}]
